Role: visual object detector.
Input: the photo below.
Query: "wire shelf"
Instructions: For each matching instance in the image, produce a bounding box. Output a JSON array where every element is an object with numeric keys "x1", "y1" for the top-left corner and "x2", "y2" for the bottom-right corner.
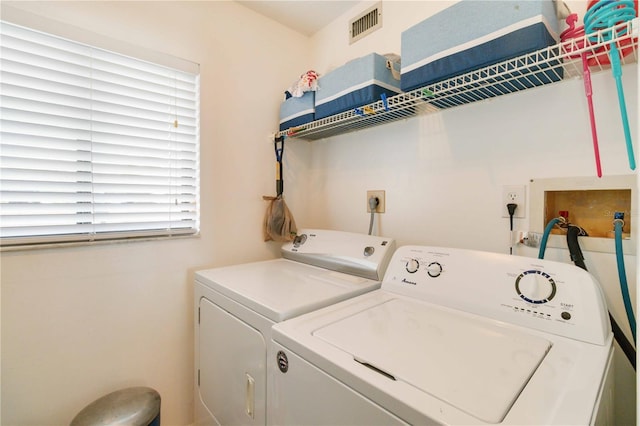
[{"x1": 277, "y1": 19, "x2": 638, "y2": 141}]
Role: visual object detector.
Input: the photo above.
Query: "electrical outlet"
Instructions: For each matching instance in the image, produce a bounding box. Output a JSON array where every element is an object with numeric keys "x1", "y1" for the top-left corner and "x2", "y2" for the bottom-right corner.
[
  {"x1": 367, "y1": 190, "x2": 385, "y2": 213},
  {"x1": 502, "y1": 185, "x2": 526, "y2": 218}
]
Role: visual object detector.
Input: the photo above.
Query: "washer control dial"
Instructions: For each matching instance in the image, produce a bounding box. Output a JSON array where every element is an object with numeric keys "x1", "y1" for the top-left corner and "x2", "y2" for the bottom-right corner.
[
  {"x1": 426, "y1": 262, "x2": 443, "y2": 277},
  {"x1": 515, "y1": 270, "x2": 556, "y2": 304},
  {"x1": 406, "y1": 259, "x2": 419, "y2": 273}
]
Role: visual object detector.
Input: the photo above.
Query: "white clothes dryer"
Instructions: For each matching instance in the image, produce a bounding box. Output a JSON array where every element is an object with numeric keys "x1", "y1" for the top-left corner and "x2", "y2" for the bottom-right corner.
[
  {"x1": 194, "y1": 229, "x2": 395, "y2": 426},
  {"x1": 270, "y1": 245, "x2": 614, "y2": 425}
]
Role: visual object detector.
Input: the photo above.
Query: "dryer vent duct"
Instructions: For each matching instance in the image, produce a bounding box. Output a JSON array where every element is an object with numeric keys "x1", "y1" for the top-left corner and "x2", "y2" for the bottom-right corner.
[{"x1": 349, "y1": 2, "x2": 382, "y2": 44}]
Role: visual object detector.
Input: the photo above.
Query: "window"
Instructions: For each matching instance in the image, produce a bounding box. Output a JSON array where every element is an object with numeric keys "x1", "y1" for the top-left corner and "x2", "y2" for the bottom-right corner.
[{"x1": 0, "y1": 21, "x2": 200, "y2": 248}]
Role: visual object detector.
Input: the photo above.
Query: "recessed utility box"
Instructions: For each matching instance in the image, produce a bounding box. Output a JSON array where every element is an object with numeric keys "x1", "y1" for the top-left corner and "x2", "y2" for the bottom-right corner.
[
  {"x1": 530, "y1": 175, "x2": 636, "y2": 255},
  {"x1": 544, "y1": 189, "x2": 631, "y2": 238}
]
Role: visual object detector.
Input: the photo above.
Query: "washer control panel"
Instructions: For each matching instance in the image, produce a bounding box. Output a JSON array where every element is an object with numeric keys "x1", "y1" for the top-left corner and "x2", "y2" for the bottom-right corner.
[{"x1": 383, "y1": 246, "x2": 610, "y2": 345}]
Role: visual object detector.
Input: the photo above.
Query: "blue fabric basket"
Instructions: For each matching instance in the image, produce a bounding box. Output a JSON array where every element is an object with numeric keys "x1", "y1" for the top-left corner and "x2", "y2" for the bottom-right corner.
[
  {"x1": 279, "y1": 91, "x2": 315, "y2": 131},
  {"x1": 315, "y1": 53, "x2": 402, "y2": 120},
  {"x1": 401, "y1": 0, "x2": 561, "y2": 93}
]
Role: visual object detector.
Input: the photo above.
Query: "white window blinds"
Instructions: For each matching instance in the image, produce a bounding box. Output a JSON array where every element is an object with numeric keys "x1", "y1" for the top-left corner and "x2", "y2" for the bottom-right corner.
[{"x1": 0, "y1": 21, "x2": 200, "y2": 247}]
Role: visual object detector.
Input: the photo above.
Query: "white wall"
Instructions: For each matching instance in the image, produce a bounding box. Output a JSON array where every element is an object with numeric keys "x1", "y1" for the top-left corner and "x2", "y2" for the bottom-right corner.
[
  {"x1": 0, "y1": 2, "x2": 310, "y2": 425},
  {"x1": 1, "y1": 1, "x2": 637, "y2": 425},
  {"x1": 281, "y1": 1, "x2": 638, "y2": 424}
]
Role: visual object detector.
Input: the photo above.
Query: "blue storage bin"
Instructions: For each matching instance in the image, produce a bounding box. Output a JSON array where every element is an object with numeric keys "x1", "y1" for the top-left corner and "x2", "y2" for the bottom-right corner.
[
  {"x1": 279, "y1": 91, "x2": 315, "y2": 131},
  {"x1": 315, "y1": 53, "x2": 402, "y2": 120},
  {"x1": 401, "y1": 0, "x2": 561, "y2": 93}
]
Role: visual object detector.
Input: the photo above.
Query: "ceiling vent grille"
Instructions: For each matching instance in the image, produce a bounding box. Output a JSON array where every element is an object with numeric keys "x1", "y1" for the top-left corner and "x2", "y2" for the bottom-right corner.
[{"x1": 349, "y1": 2, "x2": 382, "y2": 44}]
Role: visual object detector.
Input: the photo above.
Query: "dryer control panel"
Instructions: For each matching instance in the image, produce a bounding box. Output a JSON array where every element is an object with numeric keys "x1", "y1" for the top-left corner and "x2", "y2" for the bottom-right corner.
[
  {"x1": 382, "y1": 246, "x2": 611, "y2": 345},
  {"x1": 281, "y1": 229, "x2": 396, "y2": 281}
]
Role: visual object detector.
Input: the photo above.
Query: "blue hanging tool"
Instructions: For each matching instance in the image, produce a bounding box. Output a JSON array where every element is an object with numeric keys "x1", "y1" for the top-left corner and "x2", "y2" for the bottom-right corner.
[{"x1": 584, "y1": 0, "x2": 637, "y2": 170}]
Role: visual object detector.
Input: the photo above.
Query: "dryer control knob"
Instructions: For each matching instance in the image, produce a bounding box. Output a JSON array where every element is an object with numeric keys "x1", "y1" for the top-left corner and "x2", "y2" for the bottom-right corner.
[
  {"x1": 515, "y1": 270, "x2": 556, "y2": 304},
  {"x1": 293, "y1": 234, "x2": 307, "y2": 247},
  {"x1": 406, "y1": 259, "x2": 419, "y2": 273}
]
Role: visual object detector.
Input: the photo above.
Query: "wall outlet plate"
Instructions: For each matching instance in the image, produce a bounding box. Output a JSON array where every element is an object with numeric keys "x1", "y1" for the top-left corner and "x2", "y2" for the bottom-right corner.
[
  {"x1": 367, "y1": 190, "x2": 385, "y2": 213},
  {"x1": 502, "y1": 185, "x2": 526, "y2": 218}
]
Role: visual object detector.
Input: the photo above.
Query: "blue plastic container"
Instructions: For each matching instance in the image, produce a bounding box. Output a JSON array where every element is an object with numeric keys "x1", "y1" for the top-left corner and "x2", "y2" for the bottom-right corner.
[
  {"x1": 315, "y1": 53, "x2": 402, "y2": 120},
  {"x1": 279, "y1": 91, "x2": 315, "y2": 131},
  {"x1": 401, "y1": 0, "x2": 561, "y2": 93}
]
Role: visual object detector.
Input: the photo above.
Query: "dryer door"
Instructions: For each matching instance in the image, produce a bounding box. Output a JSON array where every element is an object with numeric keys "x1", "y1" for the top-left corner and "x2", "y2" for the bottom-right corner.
[{"x1": 198, "y1": 297, "x2": 266, "y2": 425}]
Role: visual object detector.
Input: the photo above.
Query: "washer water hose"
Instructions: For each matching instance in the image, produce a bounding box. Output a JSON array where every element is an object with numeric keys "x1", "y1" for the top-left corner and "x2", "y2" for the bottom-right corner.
[
  {"x1": 538, "y1": 217, "x2": 565, "y2": 259},
  {"x1": 566, "y1": 224, "x2": 589, "y2": 270},
  {"x1": 609, "y1": 311, "x2": 636, "y2": 370},
  {"x1": 614, "y1": 216, "x2": 636, "y2": 342},
  {"x1": 539, "y1": 218, "x2": 636, "y2": 369}
]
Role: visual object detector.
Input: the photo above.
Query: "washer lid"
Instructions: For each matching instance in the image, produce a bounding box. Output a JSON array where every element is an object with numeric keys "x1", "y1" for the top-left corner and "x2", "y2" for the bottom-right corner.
[{"x1": 312, "y1": 298, "x2": 552, "y2": 423}]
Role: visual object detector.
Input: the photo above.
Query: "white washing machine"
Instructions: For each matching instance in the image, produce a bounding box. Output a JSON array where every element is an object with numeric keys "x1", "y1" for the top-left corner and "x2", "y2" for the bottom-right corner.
[
  {"x1": 270, "y1": 245, "x2": 615, "y2": 425},
  {"x1": 194, "y1": 229, "x2": 396, "y2": 426}
]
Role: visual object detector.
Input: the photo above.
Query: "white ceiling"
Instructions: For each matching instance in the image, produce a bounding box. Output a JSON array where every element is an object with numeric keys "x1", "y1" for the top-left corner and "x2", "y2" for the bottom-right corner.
[{"x1": 236, "y1": 1, "x2": 360, "y2": 36}]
